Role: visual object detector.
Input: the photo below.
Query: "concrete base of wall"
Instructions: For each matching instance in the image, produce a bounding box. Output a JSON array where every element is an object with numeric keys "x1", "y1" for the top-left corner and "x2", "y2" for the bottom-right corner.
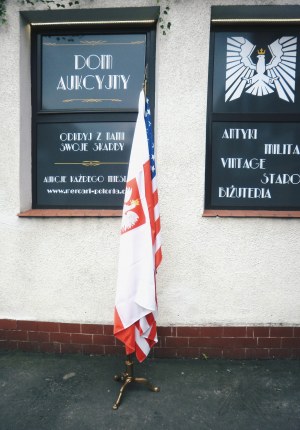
[{"x1": 1, "y1": 320, "x2": 299, "y2": 359}]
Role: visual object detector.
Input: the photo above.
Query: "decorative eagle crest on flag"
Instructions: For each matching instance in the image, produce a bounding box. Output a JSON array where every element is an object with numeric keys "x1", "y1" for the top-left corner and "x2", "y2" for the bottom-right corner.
[
  {"x1": 225, "y1": 36, "x2": 297, "y2": 102},
  {"x1": 121, "y1": 178, "x2": 145, "y2": 234}
]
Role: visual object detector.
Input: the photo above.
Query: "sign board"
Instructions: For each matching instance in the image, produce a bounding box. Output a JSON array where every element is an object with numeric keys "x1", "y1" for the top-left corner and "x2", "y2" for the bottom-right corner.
[
  {"x1": 41, "y1": 34, "x2": 146, "y2": 111},
  {"x1": 211, "y1": 122, "x2": 300, "y2": 209},
  {"x1": 28, "y1": 16, "x2": 157, "y2": 214},
  {"x1": 206, "y1": 25, "x2": 300, "y2": 213},
  {"x1": 36, "y1": 122, "x2": 134, "y2": 208}
]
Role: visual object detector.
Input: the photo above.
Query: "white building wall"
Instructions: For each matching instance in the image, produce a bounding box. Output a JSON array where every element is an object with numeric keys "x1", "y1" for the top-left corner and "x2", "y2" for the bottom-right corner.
[{"x1": 1, "y1": 0, "x2": 300, "y2": 326}]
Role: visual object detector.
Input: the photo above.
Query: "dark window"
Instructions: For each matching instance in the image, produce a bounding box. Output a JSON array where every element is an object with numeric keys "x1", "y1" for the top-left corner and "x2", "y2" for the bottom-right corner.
[
  {"x1": 31, "y1": 23, "x2": 156, "y2": 211},
  {"x1": 205, "y1": 6, "x2": 300, "y2": 216}
]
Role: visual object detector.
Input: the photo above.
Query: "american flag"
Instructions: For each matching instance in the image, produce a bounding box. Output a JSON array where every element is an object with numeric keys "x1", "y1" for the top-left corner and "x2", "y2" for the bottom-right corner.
[
  {"x1": 145, "y1": 96, "x2": 162, "y2": 269},
  {"x1": 114, "y1": 91, "x2": 162, "y2": 362}
]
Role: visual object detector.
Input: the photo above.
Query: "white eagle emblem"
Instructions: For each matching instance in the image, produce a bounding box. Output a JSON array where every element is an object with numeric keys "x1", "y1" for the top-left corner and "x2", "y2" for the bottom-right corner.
[
  {"x1": 121, "y1": 187, "x2": 140, "y2": 233},
  {"x1": 225, "y1": 36, "x2": 297, "y2": 102}
]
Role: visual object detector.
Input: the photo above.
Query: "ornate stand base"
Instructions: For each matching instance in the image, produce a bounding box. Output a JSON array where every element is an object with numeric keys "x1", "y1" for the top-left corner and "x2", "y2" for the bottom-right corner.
[{"x1": 113, "y1": 355, "x2": 160, "y2": 410}]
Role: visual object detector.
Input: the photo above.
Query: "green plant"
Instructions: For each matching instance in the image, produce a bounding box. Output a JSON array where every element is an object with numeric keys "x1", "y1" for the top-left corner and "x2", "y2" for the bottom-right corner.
[
  {"x1": 0, "y1": 0, "x2": 7, "y2": 24},
  {"x1": 157, "y1": 0, "x2": 171, "y2": 35},
  {"x1": 20, "y1": 0, "x2": 79, "y2": 7},
  {"x1": 0, "y1": 0, "x2": 80, "y2": 24},
  {"x1": 0, "y1": 0, "x2": 172, "y2": 34}
]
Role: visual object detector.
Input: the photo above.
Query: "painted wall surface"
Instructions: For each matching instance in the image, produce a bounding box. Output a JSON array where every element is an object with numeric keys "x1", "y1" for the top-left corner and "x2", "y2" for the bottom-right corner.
[{"x1": 1, "y1": 0, "x2": 300, "y2": 326}]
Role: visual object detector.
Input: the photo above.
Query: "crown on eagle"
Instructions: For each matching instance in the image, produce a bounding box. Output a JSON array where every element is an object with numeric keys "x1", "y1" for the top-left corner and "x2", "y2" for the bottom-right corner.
[{"x1": 257, "y1": 48, "x2": 266, "y2": 55}]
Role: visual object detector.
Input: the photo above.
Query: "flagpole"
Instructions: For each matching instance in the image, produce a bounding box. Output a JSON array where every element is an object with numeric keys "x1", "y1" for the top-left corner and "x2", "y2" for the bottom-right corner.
[
  {"x1": 112, "y1": 81, "x2": 160, "y2": 405},
  {"x1": 143, "y1": 65, "x2": 148, "y2": 97},
  {"x1": 113, "y1": 353, "x2": 160, "y2": 410},
  {"x1": 112, "y1": 81, "x2": 161, "y2": 409}
]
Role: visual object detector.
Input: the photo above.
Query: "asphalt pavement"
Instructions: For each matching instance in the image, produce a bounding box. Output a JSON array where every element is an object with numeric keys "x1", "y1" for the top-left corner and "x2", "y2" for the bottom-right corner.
[{"x1": 1, "y1": 351, "x2": 300, "y2": 430}]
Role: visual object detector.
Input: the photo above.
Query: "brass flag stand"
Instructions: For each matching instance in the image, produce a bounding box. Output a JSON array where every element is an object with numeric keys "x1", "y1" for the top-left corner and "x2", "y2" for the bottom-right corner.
[{"x1": 112, "y1": 354, "x2": 160, "y2": 410}]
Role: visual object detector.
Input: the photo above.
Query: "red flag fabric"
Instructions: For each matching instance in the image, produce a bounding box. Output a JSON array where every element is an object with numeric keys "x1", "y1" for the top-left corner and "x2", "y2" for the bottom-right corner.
[{"x1": 114, "y1": 91, "x2": 162, "y2": 362}]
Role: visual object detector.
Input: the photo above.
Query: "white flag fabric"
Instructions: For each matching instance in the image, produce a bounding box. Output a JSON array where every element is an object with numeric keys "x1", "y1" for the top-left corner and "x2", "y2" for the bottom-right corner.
[{"x1": 114, "y1": 90, "x2": 162, "y2": 362}]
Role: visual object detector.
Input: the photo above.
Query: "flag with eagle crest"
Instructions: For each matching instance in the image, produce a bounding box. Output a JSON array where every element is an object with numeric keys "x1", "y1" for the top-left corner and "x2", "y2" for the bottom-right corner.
[{"x1": 114, "y1": 90, "x2": 162, "y2": 362}]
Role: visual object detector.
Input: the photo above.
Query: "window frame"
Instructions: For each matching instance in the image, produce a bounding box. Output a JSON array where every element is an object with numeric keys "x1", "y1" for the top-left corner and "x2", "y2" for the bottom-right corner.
[
  {"x1": 19, "y1": 8, "x2": 158, "y2": 217},
  {"x1": 203, "y1": 6, "x2": 300, "y2": 218}
]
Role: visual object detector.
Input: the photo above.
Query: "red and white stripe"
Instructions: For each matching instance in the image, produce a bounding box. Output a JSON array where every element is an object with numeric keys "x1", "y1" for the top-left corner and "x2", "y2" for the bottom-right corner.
[{"x1": 114, "y1": 91, "x2": 162, "y2": 362}]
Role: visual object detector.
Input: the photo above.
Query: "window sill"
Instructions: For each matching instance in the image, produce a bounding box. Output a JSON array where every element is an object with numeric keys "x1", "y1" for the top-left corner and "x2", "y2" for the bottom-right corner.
[
  {"x1": 18, "y1": 209, "x2": 122, "y2": 217},
  {"x1": 202, "y1": 210, "x2": 300, "y2": 218}
]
